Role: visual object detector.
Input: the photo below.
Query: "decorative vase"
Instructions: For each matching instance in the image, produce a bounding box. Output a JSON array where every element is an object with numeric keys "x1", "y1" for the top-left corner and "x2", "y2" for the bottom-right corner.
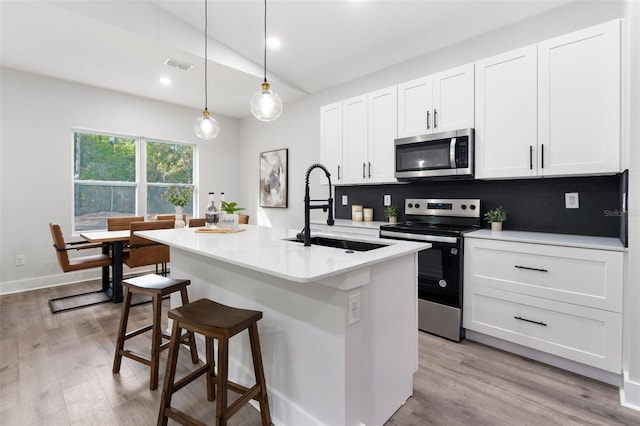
[
  {"x1": 491, "y1": 222, "x2": 502, "y2": 231},
  {"x1": 219, "y1": 213, "x2": 239, "y2": 230},
  {"x1": 388, "y1": 216, "x2": 397, "y2": 224},
  {"x1": 174, "y1": 206, "x2": 185, "y2": 228}
]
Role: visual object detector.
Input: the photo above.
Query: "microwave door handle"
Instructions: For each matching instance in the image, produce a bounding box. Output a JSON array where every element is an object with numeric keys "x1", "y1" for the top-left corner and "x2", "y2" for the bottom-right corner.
[{"x1": 450, "y1": 137, "x2": 457, "y2": 167}]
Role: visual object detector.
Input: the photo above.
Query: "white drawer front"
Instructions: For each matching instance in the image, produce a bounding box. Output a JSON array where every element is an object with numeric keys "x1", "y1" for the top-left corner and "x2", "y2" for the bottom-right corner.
[
  {"x1": 463, "y1": 287, "x2": 622, "y2": 373},
  {"x1": 465, "y1": 239, "x2": 623, "y2": 312}
]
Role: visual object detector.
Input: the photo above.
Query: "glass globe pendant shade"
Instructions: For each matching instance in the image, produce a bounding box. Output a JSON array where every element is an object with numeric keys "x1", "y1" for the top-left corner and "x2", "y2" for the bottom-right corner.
[
  {"x1": 194, "y1": 109, "x2": 219, "y2": 139},
  {"x1": 250, "y1": 81, "x2": 283, "y2": 122}
]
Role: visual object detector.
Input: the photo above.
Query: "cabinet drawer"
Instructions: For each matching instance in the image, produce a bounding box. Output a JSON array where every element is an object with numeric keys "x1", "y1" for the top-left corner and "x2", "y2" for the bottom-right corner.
[
  {"x1": 463, "y1": 287, "x2": 622, "y2": 373},
  {"x1": 464, "y1": 239, "x2": 623, "y2": 312}
]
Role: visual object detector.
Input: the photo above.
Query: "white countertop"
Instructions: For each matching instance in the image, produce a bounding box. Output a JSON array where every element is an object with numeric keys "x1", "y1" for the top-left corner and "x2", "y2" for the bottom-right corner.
[
  {"x1": 465, "y1": 229, "x2": 625, "y2": 251},
  {"x1": 137, "y1": 225, "x2": 429, "y2": 283},
  {"x1": 311, "y1": 218, "x2": 388, "y2": 229}
]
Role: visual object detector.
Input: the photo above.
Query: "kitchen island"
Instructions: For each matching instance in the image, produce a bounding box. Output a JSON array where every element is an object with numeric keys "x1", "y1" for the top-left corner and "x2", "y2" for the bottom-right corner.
[{"x1": 137, "y1": 225, "x2": 429, "y2": 426}]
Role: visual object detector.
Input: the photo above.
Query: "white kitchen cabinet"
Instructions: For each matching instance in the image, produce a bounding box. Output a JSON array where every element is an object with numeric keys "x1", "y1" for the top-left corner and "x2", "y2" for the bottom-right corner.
[
  {"x1": 463, "y1": 237, "x2": 623, "y2": 373},
  {"x1": 538, "y1": 19, "x2": 620, "y2": 176},
  {"x1": 320, "y1": 102, "x2": 343, "y2": 185},
  {"x1": 342, "y1": 95, "x2": 368, "y2": 184},
  {"x1": 367, "y1": 86, "x2": 397, "y2": 184},
  {"x1": 397, "y1": 63, "x2": 474, "y2": 138},
  {"x1": 475, "y1": 45, "x2": 538, "y2": 178}
]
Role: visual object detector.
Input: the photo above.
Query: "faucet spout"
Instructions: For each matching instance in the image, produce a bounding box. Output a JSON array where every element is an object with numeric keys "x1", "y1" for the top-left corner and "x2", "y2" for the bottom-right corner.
[{"x1": 302, "y1": 163, "x2": 334, "y2": 246}]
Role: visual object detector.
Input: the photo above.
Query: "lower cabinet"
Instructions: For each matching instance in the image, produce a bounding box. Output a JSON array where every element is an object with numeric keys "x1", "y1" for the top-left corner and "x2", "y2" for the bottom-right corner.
[{"x1": 463, "y1": 237, "x2": 623, "y2": 373}]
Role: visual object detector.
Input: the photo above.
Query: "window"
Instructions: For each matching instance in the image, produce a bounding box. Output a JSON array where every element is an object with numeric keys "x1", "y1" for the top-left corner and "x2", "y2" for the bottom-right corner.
[{"x1": 73, "y1": 130, "x2": 195, "y2": 232}]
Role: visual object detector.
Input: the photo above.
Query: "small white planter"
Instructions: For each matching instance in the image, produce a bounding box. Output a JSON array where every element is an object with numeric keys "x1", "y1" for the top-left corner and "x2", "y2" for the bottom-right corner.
[
  {"x1": 219, "y1": 213, "x2": 239, "y2": 230},
  {"x1": 490, "y1": 222, "x2": 503, "y2": 231}
]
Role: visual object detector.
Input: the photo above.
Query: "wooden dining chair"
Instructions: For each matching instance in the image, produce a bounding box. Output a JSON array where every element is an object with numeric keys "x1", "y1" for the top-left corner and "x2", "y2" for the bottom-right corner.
[
  {"x1": 156, "y1": 214, "x2": 186, "y2": 223},
  {"x1": 188, "y1": 218, "x2": 205, "y2": 227},
  {"x1": 124, "y1": 220, "x2": 174, "y2": 275},
  {"x1": 107, "y1": 216, "x2": 145, "y2": 231},
  {"x1": 48, "y1": 223, "x2": 113, "y2": 313}
]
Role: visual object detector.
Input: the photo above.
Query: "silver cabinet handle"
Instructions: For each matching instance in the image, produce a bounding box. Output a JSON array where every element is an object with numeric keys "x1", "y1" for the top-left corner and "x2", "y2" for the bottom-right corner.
[
  {"x1": 337, "y1": 165, "x2": 341, "y2": 180},
  {"x1": 426, "y1": 110, "x2": 430, "y2": 130},
  {"x1": 434, "y1": 108, "x2": 438, "y2": 128},
  {"x1": 514, "y1": 316, "x2": 547, "y2": 326},
  {"x1": 541, "y1": 144, "x2": 545, "y2": 169},
  {"x1": 362, "y1": 162, "x2": 366, "y2": 179},
  {"x1": 368, "y1": 162, "x2": 371, "y2": 178},
  {"x1": 529, "y1": 146, "x2": 533, "y2": 170}
]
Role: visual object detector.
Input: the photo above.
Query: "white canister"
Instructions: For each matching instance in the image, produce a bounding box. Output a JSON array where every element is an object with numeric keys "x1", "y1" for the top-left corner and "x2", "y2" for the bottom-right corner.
[
  {"x1": 353, "y1": 211, "x2": 363, "y2": 222},
  {"x1": 352, "y1": 205, "x2": 363, "y2": 221},
  {"x1": 363, "y1": 208, "x2": 373, "y2": 222}
]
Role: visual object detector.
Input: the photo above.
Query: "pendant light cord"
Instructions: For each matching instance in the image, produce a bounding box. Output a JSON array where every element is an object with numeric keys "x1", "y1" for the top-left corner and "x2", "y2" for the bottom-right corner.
[
  {"x1": 263, "y1": 0, "x2": 267, "y2": 83},
  {"x1": 204, "y1": 0, "x2": 208, "y2": 110}
]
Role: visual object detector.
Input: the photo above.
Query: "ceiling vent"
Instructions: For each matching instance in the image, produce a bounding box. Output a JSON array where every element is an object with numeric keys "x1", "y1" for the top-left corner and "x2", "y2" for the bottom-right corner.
[{"x1": 164, "y1": 58, "x2": 194, "y2": 72}]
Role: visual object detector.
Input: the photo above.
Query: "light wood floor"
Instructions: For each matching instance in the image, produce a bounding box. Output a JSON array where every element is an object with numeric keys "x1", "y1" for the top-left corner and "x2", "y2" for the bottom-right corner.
[{"x1": 2, "y1": 280, "x2": 640, "y2": 426}]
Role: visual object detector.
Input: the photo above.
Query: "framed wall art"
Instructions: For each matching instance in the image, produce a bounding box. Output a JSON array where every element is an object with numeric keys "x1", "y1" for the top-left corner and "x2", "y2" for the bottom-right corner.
[{"x1": 259, "y1": 148, "x2": 288, "y2": 208}]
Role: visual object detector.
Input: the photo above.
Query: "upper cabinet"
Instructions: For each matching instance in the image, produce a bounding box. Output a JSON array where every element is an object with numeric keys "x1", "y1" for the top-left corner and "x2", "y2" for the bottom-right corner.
[
  {"x1": 475, "y1": 45, "x2": 538, "y2": 179},
  {"x1": 320, "y1": 102, "x2": 343, "y2": 185},
  {"x1": 538, "y1": 20, "x2": 620, "y2": 176},
  {"x1": 475, "y1": 20, "x2": 621, "y2": 179},
  {"x1": 321, "y1": 86, "x2": 398, "y2": 186},
  {"x1": 397, "y1": 63, "x2": 474, "y2": 138}
]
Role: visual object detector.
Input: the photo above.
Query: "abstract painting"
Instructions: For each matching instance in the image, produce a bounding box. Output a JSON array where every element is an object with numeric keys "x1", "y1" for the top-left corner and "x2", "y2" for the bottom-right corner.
[{"x1": 259, "y1": 148, "x2": 288, "y2": 208}]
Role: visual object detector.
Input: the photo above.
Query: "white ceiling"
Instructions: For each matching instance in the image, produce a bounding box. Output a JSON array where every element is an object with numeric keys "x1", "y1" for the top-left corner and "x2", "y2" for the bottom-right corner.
[{"x1": 1, "y1": 0, "x2": 572, "y2": 119}]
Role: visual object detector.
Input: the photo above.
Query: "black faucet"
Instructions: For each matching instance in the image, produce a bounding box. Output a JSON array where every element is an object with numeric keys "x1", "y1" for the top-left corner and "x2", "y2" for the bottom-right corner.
[{"x1": 299, "y1": 163, "x2": 334, "y2": 246}]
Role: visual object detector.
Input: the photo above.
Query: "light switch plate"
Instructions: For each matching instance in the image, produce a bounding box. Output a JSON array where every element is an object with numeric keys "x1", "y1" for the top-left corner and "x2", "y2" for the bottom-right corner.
[
  {"x1": 342, "y1": 195, "x2": 348, "y2": 206},
  {"x1": 565, "y1": 192, "x2": 579, "y2": 209},
  {"x1": 384, "y1": 195, "x2": 391, "y2": 206}
]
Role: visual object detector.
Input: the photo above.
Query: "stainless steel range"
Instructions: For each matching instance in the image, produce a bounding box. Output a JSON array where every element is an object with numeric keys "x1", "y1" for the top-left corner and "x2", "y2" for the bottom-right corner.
[{"x1": 379, "y1": 198, "x2": 481, "y2": 342}]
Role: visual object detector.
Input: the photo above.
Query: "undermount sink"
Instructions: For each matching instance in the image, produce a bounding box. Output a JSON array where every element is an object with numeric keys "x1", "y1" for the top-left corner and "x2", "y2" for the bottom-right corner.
[{"x1": 284, "y1": 236, "x2": 388, "y2": 252}]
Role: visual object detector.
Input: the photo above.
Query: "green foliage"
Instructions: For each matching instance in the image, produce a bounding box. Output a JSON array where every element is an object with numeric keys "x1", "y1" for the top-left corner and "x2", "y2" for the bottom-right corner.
[
  {"x1": 163, "y1": 185, "x2": 192, "y2": 207},
  {"x1": 384, "y1": 205, "x2": 399, "y2": 218},
  {"x1": 484, "y1": 206, "x2": 507, "y2": 223},
  {"x1": 221, "y1": 201, "x2": 245, "y2": 214},
  {"x1": 146, "y1": 141, "x2": 194, "y2": 184},
  {"x1": 74, "y1": 132, "x2": 136, "y2": 181}
]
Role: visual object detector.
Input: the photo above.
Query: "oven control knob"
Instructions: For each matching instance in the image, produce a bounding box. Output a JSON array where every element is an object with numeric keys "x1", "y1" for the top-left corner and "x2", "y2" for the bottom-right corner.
[
  {"x1": 470, "y1": 204, "x2": 477, "y2": 210},
  {"x1": 461, "y1": 204, "x2": 467, "y2": 210},
  {"x1": 438, "y1": 280, "x2": 447, "y2": 288},
  {"x1": 407, "y1": 203, "x2": 413, "y2": 208},
  {"x1": 414, "y1": 203, "x2": 420, "y2": 208}
]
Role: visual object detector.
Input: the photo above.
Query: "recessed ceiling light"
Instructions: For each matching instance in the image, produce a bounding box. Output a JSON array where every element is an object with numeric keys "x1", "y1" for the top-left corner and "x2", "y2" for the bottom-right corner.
[
  {"x1": 158, "y1": 76, "x2": 172, "y2": 86},
  {"x1": 267, "y1": 37, "x2": 281, "y2": 49}
]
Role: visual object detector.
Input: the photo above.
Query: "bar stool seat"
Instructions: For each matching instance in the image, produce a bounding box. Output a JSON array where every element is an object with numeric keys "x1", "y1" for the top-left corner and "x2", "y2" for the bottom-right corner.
[
  {"x1": 112, "y1": 274, "x2": 199, "y2": 390},
  {"x1": 158, "y1": 298, "x2": 272, "y2": 426}
]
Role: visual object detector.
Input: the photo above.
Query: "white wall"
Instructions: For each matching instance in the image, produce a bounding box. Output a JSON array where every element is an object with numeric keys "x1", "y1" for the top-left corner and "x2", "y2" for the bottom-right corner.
[{"x1": 0, "y1": 68, "x2": 240, "y2": 293}]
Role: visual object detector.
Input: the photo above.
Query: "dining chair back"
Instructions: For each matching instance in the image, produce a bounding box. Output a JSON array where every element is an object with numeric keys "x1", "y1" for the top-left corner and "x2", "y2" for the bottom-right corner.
[
  {"x1": 156, "y1": 214, "x2": 186, "y2": 223},
  {"x1": 107, "y1": 216, "x2": 145, "y2": 231},
  {"x1": 124, "y1": 220, "x2": 174, "y2": 271},
  {"x1": 49, "y1": 223, "x2": 112, "y2": 273},
  {"x1": 188, "y1": 218, "x2": 205, "y2": 227}
]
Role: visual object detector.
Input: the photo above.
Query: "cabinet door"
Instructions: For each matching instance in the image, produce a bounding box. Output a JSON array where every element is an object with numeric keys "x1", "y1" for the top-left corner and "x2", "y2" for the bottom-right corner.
[
  {"x1": 538, "y1": 20, "x2": 620, "y2": 176},
  {"x1": 475, "y1": 46, "x2": 538, "y2": 178},
  {"x1": 367, "y1": 86, "x2": 397, "y2": 183},
  {"x1": 397, "y1": 75, "x2": 433, "y2": 138},
  {"x1": 432, "y1": 63, "x2": 474, "y2": 132},
  {"x1": 320, "y1": 102, "x2": 343, "y2": 185},
  {"x1": 342, "y1": 95, "x2": 368, "y2": 184}
]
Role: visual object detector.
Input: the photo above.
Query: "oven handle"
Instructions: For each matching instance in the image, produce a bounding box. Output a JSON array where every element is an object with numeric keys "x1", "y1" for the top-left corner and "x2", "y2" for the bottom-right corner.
[{"x1": 380, "y1": 230, "x2": 458, "y2": 244}]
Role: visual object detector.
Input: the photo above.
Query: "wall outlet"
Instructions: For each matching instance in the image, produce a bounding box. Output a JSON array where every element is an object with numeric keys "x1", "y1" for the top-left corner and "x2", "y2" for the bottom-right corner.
[
  {"x1": 15, "y1": 255, "x2": 25, "y2": 266},
  {"x1": 384, "y1": 194, "x2": 391, "y2": 206},
  {"x1": 348, "y1": 293, "x2": 361, "y2": 325},
  {"x1": 342, "y1": 195, "x2": 348, "y2": 206},
  {"x1": 565, "y1": 192, "x2": 579, "y2": 209}
]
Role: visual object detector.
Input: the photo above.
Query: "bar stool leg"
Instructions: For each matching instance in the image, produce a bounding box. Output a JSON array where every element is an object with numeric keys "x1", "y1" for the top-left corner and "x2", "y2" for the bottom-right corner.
[
  {"x1": 249, "y1": 323, "x2": 272, "y2": 426},
  {"x1": 180, "y1": 287, "x2": 200, "y2": 364},
  {"x1": 157, "y1": 320, "x2": 182, "y2": 426},
  {"x1": 149, "y1": 293, "x2": 162, "y2": 390},
  {"x1": 215, "y1": 337, "x2": 229, "y2": 426},
  {"x1": 206, "y1": 337, "x2": 216, "y2": 402},
  {"x1": 112, "y1": 289, "x2": 133, "y2": 374}
]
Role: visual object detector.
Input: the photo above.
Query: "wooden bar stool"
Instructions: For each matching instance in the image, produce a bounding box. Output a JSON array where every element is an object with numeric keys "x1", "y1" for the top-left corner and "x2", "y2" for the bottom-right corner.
[
  {"x1": 158, "y1": 298, "x2": 271, "y2": 426},
  {"x1": 112, "y1": 274, "x2": 199, "y2": 390}
]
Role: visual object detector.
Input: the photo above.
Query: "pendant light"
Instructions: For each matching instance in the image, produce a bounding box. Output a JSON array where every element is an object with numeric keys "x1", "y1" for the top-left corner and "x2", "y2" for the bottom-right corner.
[
  {"x1": 250, "y1": 0, "x2": 282, "y2": 121},
  {"x1": 194, "y1": 0, "x2": 219, "y2": 139}
]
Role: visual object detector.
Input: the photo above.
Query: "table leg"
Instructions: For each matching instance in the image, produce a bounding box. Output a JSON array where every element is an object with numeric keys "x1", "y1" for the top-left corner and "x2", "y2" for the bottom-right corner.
[
  {"x1": 101, "y1": 244, "x2": 110, "y2": 293},
  {"x1": 112, "y1": 241, "x2": 124, "y2": 303}
]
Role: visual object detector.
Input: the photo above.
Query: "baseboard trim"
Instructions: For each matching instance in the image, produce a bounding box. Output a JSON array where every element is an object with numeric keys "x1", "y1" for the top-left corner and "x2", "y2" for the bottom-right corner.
[
  {"x1": 621, "y1": 371, "x2": 640, "y2": 412},
  {"x1": 465, "y1": 330, "x2": 623, "y2": 387},
  {"x1": 0, "y1": 270, "x2": 103, "y2": 295}
]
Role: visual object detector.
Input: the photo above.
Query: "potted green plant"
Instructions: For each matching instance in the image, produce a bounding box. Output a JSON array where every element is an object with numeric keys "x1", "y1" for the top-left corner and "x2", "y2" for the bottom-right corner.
[
  {"x1": 163, "y1": 186, "x2": 192, "y2": 228},
  {"x1": 220, "y1": 201, "x2": 246, "y2": 229},
  {"x1": 384, "y1": 205, "x2": 399, "y2": 224},
  {"x1": 484, "y1": 206, "x2": 507, "y2": 231}
]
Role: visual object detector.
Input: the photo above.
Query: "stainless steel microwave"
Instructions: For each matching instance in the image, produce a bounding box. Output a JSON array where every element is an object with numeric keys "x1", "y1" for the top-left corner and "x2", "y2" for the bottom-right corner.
[{"x1": 394, "y1": 128, "x2": 474, "y2": 180}]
